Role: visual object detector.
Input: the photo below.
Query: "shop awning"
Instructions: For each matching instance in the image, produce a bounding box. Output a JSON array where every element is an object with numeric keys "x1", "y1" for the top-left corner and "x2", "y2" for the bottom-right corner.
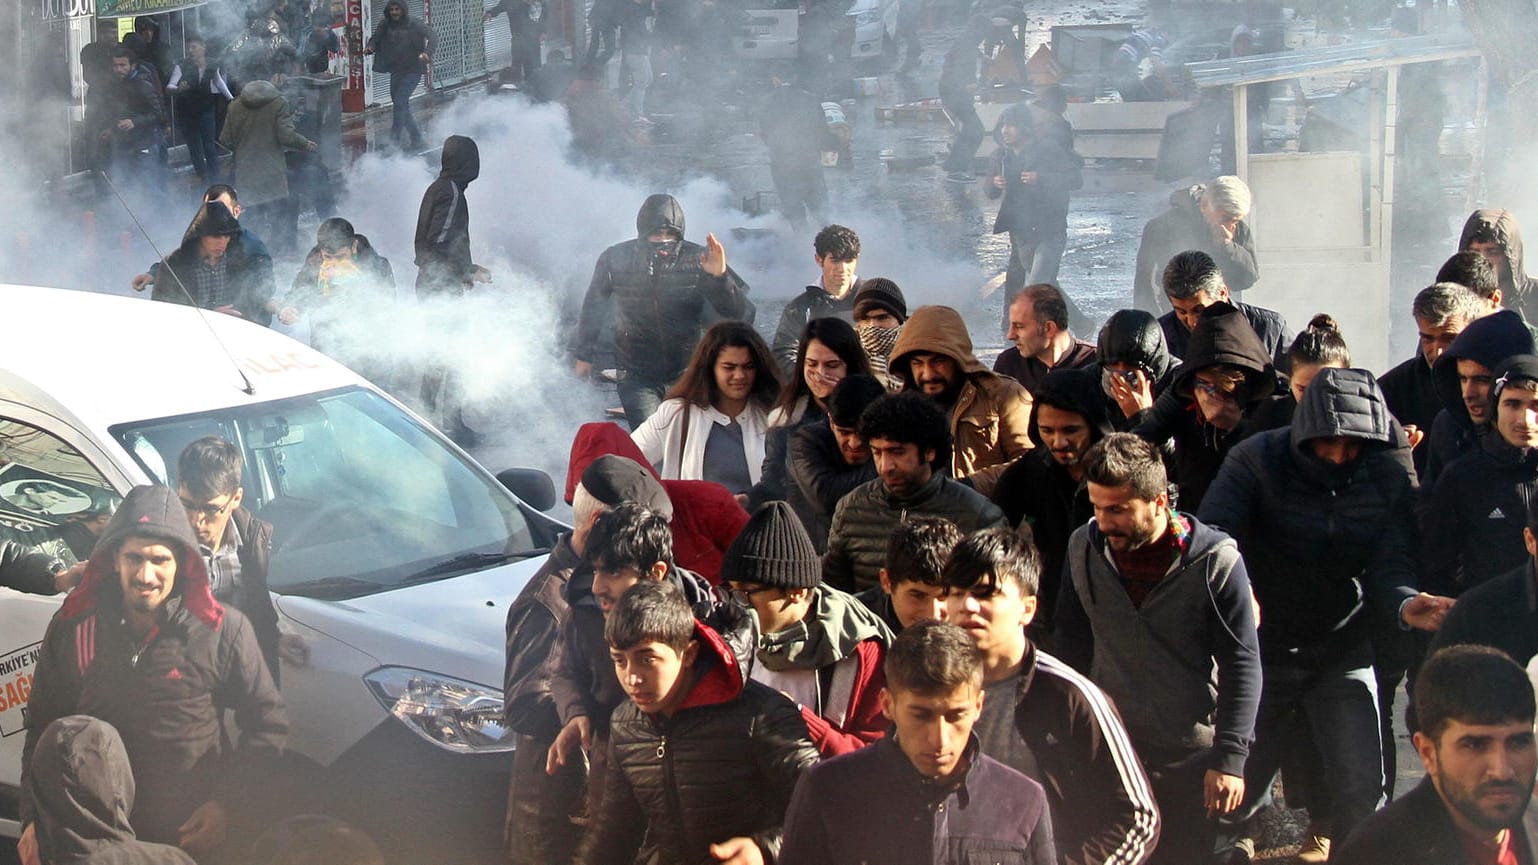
[{"x1": 95, "y1": 0, "x2": 210, "y2": 18}]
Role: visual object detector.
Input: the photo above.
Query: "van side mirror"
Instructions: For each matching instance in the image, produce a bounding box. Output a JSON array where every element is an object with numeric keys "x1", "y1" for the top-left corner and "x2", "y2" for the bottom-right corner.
[{"x1": 496, "y1": 468, "x2": 557, "y2": 512}]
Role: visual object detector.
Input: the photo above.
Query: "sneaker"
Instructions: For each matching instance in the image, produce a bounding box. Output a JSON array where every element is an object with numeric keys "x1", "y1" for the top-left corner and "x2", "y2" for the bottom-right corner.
[
  {"x1": 1297, "y1": 833, "x2": 1331, "y2": 864},
  {"x1": 944, "y1": 171, "x2": 976, "y2": 184},
  {"x1": 1220, "y1": 837, "x2": 1255, "y2": 865}
]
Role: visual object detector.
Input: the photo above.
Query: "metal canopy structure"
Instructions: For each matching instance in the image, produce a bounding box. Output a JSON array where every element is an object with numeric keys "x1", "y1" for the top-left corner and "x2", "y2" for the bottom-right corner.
[{"x1": 1174, "y1": 33, "x2": 1484, "y2": 371}]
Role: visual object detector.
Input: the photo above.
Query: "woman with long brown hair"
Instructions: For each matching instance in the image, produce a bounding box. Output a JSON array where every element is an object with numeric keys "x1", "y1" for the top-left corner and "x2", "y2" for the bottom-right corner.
[{"x1": 631, "y1": 321, "x2": 780, "y2": 495}]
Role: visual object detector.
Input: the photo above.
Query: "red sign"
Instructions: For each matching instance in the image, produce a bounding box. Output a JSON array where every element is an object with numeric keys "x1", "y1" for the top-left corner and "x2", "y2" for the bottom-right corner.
[{"x1": 342, "y1": 0, "x2": 365, "y2": 111}]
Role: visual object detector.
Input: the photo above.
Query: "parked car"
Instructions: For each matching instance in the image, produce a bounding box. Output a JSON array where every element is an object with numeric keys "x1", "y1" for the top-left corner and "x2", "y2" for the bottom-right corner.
[{"x1": 0, "y1": 285, "x2": 563, "y2": 864}]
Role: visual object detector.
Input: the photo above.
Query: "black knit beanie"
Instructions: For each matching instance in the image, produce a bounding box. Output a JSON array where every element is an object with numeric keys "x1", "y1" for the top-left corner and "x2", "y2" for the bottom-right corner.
[
  {"x1": 720, "y1": 501, "x2": 821, "y2": 589},
  {"x1": 853, "y1": 279, "x2": 908, "y2": 323}
]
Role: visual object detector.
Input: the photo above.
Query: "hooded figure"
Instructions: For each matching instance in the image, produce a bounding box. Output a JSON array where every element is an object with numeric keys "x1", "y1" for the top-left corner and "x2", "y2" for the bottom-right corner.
[
  {"x1": 564, "y1": 422, "x2": 749, "y2": 582},
  {"x1": 573, "y1": 194, "x2": 753, "y2": 427},
  {"x1": 27, "y1": 716, "x2": 196, "y2": 865},
  {"x1": 1053, "y1": 308, "x2": 1181, "y2": 436},
  {"x1": 155, "y1": 201, "x2": 278, "y2": 326},
  {"x1": 1460, "y1": 209, "x2": 1538, "y2": 324},
  {"x1": 1135, "y1": 302, "x2": 1275, "y2": 511},
  {"x1": 19, "y1": 486, "x2": 287, "y2": 849},
  {"x1": 218, "y1": 80, "x2": 314, "y2": 209},
  {"x1": 1198, "y1": 369, "x2": 1418, "y2": 843},
  {"x1": 986, "y1": 100, "x2": 1084, "y2": 289},
  {"x1": 889, "y1": 305, "x2": 1035, "y2": 496},
  {"x1": 1422, "y1": 354, "x2": 1538, "y2": 598},
  {"x1": 990, "y1": 369, "x2": 1115, "y2": 634},
  {"x1": 1133, "y1": 182, "x2": 1260, "y2": 313},
  {"x1": 1425, "y1": 308, "x2": 1537, "y2": 488},
  {"x1": 413, "y1": 134, "x2": 482, "y2": 295},
  {"x1": 367, "y1": 0, "x2": 430, "y2": 73}
]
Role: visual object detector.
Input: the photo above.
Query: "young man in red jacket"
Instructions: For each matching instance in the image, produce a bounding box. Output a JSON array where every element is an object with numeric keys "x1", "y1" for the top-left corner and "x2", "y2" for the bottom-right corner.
[{"x1": 723, "y1": 502, "x2": 892, "y2": 756}]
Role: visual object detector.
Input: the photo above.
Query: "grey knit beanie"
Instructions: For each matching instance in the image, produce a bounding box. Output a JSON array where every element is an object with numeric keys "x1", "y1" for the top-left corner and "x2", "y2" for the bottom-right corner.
[{"x1": 721, "y1": 501, "x2": 821, "y2": 589}]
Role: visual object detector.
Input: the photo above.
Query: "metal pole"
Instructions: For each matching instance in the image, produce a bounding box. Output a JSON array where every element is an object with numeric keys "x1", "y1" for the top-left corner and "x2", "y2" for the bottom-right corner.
[
  {"x1": 1382, "y1": 64, "x2": 1399, "y2": 266},
  {"x1": 1233, "y1": 83, "x2": 1249, "y2": 181},
  {"x1": 1367, "y1": 71, "x2": 1382, "y2": 259}
]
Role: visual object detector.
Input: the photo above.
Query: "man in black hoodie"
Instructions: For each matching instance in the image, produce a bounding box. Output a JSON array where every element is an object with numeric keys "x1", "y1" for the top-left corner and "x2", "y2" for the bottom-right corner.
[
  {"x1": 415, "y1": 135, "x2": 490, "y2": 444},
  {"x1": 1055, "y1": 309, "x2": 1179, "y2": 436},
  {"x1": 572, "y1": 193, "x2": 753, "y2": 428},
  {"x1": 18, "y1": 486, "x2": 286, "y2": 865},
  {"x1": 1423, "y1": 355, "x2": 1538, "y2": 598},
  {"x1": 152, "y1": 201, "x2": 279, "y2": 326},
  {"x1": 1423, "y1": 308, "x2": 1536, "y2": 489},
  {"x1": 25, "y1": 716, "x2": 196, "y2": 865},
  {"x1": 989, "y1": 368, "x2": 1112, "y2": 637},
  {"x1": 1459, "y1": 208, "x2": 1538, "y2": 325},
  {"x1": 1133, "y1": 302, "x2": 1276, "y2": 512},
  {"x1": 1198, "y1": 369, "x2": 1452, "y2": 853},
  {"x1": 365, "y1": 0, "x2": 431, "y2": 149}
]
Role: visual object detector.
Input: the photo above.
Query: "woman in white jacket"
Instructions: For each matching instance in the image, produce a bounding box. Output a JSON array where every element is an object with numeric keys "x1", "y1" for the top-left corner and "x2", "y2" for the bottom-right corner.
[{"x1": 631, "y1": 321, "x2": 781, "y2": 496}]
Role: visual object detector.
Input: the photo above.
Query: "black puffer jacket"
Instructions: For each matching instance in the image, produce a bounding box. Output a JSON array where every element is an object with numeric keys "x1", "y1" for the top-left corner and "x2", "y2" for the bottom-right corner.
[
  {"x1": 823, "y1": 472, "x2": 1006, "y2": 593},
  {"x1": 0, "y1": 539, "x2": 63, "y2": 595},
  {"x1": 26, "y1": 716, "x2": 196, "y2": 865},
  {"x1": 771, "y1": 287, "x2": 858, "y2": 375},
  {"x1": 1136, "y1": 302, "x2": 1275, "y2": 511},
  {"x1": 21, "y1": 486, "x2": 287, "y2": 845},
  {"x1": 575, "y1": 620, "x2": 818, "y2": 865},
  {"x1": 1421, "y1": 355, "x2": 1538, "y2": 597},
  {"x1": 1198, "y1": 368, "x2": 1417, "y2": 666},
  {"x1": 1424, "y1": 309, "x2": 1535, "y2": 488},
  {"x1": 574, "y1": 194, "x2": 753, "y2": 381},
  {"x1": 787, "y1": 421, "x2": 877, "y2": 552}
]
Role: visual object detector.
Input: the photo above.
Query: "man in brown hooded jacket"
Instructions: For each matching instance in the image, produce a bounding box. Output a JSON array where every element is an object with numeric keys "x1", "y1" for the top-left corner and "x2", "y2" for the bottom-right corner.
[{"x1": 890, "y1": 305, "x2": 1034, "y2": 497}]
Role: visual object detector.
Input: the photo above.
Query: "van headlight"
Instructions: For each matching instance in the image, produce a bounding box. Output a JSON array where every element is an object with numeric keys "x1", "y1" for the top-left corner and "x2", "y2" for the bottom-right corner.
[{"x1": 365, "y1": 667, "x2": 515, "y2": 753}]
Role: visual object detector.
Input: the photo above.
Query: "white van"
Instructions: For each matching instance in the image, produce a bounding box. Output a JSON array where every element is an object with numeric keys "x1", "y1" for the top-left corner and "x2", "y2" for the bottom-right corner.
[{"x1": 0, "y1": 285, "x2": 564, "y2": 863}]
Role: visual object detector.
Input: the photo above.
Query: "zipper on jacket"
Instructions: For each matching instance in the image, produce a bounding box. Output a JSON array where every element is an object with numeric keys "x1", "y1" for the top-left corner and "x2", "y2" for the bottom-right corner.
[{"x1": 658, "y1": 725, "x2": 689, "y2": 861}]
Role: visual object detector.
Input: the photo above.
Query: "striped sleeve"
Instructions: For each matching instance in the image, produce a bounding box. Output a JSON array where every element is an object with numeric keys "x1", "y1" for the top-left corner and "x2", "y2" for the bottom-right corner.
[{"x1": 1035, "y1": 650, "x2": 1161, "y2": 865}]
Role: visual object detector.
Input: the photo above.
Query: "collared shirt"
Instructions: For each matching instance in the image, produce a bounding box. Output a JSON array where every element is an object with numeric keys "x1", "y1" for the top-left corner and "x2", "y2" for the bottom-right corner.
[
  {"x1": 201, "y1": 516, "x2": 243, "y2": 603},
  {"x1": 191, "y1": 255, "x2": 233, "y2": 309}
]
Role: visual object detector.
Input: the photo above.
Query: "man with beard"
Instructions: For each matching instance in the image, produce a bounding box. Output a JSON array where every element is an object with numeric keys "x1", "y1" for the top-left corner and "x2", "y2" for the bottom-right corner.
[
  {"x1": 1379, "y1": 283, "x2": 1486, "y2": 474},
  {"x1": 1333, "y1": 645, "x2": 1538, "y2": 865},
  {"x1": 989, "y1": 369, "x2": 1111, "y2": 637},
  {"x1": 824, "y1": 392, "x2": 1006, "y2": 592},
  {"x1": 890, "y1": 305, "x2": 1034, "y2": 497},
  {"x1": 1056, "y1": 433, "x2": 1261, "y2": 865}
]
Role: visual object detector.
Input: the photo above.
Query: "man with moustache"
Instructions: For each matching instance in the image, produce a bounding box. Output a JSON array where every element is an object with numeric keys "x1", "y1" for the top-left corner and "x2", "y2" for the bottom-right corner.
[
  {"x1": 16, "y1": 486, "x2": 286, "y2": 865},
  {"x1": 989, "y1": 369, "x2": 1112, "y2": 636},
  {"x1": 1056, "y1": 433, "x2": 1261, "y2": 865},
  {"x1": 890, "y1": 305, "x2": 1034, "y2": 497},
  {"x1": 823, "y1": 392, "x2": 1006, "y2": 593},
  {"x1": 1333, "y1": 645, "x2": 1538, "y2": 865}
]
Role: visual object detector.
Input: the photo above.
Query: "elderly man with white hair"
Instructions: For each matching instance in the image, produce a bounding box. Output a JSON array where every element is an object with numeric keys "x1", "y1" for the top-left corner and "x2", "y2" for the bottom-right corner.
[{"x1": 1132, "y1": 175, "x2": 1260, "y2": 313}]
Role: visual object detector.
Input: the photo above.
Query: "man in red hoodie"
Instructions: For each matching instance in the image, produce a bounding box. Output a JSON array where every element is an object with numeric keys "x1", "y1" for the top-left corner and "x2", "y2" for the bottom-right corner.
[{"x1": 565, "y1": 421, "x2": 749, "y2": 582}]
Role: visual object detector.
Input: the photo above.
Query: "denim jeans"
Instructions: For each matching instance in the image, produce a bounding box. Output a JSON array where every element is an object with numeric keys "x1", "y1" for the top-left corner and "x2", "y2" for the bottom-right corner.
[
  {"x1": 178, "y1": 106, "x2": 220, "y2": 180},
  {"x1": 390, "y1": 71, "x2": 423, "y2": 144},
  {"x1": 616, "y1": 373, "x2": 668, "y2": 431},
  {"x1": 1231, "y1": 656, "x2": 1385, "y2": 842}
]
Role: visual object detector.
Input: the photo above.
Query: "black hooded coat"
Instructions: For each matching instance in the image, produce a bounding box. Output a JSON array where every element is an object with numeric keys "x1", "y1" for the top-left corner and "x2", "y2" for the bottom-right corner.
[
  {"x1": 990, "y1": 369, "x2": 1114, "y2": 636},
  {"x1": 1424, "y1": 308, "x2": 1536, "y2": 488},
  {"x1": 1135, "y1": 302, "x2": 1275, "y2": 511},
  {"x1": 366, "y1": 0, "x2": 430, "y2": 74},
  {"x1": 155, "y1": 202, "x2": 277, "y2": 326},
  {"x1": 1055, "y1": 308, "x2": 1180, "y2": 434},
  {"x1": 27, "y1": 716, "x2": 196, "y2": 865},
  {"x1": 1199, "y1": 369, "x2": 1418, "y2": 665},
  {"x1": 1459, "y1": 208, "x2": 1538, "y2": 325},
  {"x1": 414, "y1": 135, "x2": 480, "y2": 295},
  {"x1": 19, "y1": 486, "x2": 287, "y2": 847},
  {"x1": 573, "y1": 194, "x2": 754, "y2": 382}
]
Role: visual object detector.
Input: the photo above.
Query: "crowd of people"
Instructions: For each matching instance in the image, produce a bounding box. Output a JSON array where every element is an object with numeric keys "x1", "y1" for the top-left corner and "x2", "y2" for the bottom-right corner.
[{"x1": 12, "y1": 146, "x2": 1538, "y2": 864}]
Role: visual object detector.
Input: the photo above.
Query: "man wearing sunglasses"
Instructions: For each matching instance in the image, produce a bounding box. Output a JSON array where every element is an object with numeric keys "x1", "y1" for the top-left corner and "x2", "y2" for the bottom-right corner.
[{"x1": 176, "y1": 436, "x2": 282, "y2": 684}]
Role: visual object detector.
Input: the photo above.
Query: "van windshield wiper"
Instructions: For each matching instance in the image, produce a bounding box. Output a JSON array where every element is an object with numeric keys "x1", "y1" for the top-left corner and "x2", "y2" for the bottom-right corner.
[
  {"x1": 281, "y1": 575, "x2": 386, "y2": 600},
  {"x1": 399, "y1": 549, "x2": 550, "y2": 585}
]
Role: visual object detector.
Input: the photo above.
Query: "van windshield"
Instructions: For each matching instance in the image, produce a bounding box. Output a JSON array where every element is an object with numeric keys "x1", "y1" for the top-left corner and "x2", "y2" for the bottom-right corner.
[{"x1": 110, "y1": 387, "x2": 539, "y2": 597}]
